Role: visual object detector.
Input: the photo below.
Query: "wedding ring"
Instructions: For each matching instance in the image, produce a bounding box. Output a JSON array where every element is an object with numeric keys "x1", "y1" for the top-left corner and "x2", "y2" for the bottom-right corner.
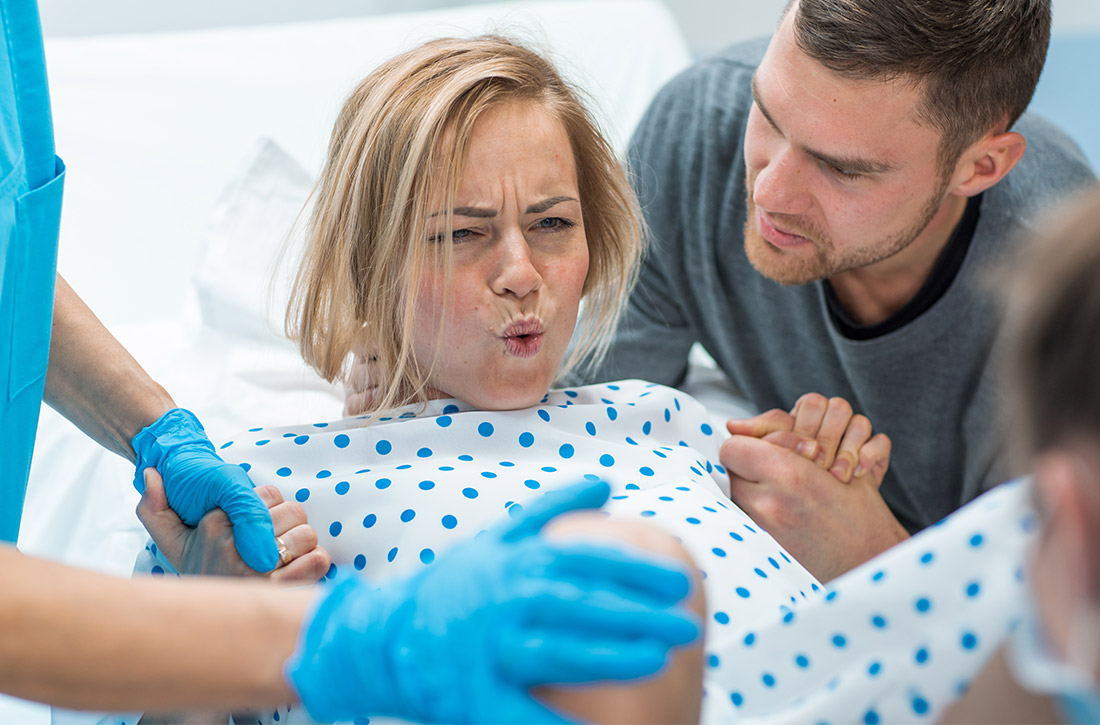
[{"x1": 276, "y1": 535, "x2": 294, "y2": 566}]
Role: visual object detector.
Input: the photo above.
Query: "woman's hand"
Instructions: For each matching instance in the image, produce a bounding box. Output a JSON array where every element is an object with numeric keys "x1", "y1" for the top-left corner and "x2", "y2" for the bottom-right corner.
[
  {"x1": 725, "y1": 393, "x2": 891, "y2": 487},
  {"x1": 136, "y1": 469, "x2": 331, "y2": 584}
]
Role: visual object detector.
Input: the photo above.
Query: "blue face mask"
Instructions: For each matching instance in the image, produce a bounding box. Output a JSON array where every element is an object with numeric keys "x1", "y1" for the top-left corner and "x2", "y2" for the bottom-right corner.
[{"x1": 1009, "y1": 594, "x2": 1100, "y2": 724}]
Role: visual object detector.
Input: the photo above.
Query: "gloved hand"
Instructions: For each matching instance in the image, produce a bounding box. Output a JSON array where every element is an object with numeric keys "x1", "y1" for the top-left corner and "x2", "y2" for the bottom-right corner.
[
  {"x1": 287, "y1": 479, "x2": 700, "y2": 724},
  {"x1": 132, "y1": 408, "x2": 278, "y2": 572}
]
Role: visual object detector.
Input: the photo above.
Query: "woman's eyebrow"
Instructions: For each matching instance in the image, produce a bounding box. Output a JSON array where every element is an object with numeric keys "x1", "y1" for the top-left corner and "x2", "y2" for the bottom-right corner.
[
  {"x1": 526, "y1": 196, "x2": 578, "y2": 214},
  {"x1": 432, "y1": 206, "x2": 497, "y2": 218}
]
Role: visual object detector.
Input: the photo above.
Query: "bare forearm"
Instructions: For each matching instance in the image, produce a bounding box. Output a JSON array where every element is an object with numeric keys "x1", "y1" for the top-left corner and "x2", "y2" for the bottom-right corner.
[
  {"x1": 43, "y1": 275, "x2": 175, "y2": 462},
  {"x1": 0, "y1": 546, "x2": 313, "y2": 711}
]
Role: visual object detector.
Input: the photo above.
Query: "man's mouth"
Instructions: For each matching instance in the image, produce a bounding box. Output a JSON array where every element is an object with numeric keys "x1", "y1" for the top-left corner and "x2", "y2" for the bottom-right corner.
[{"x1": 758, "y1": 210, "x2": 813, "y2": 249}]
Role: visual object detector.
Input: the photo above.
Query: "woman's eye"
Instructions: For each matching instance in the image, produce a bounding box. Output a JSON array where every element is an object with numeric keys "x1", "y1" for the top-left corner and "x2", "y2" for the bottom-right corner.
[
  {"x1": 429, "y1": 228, "x2": 475, "y2": 244},
  {"x1": 534, "y1": 217, "x2": 574, "y2": 231}
]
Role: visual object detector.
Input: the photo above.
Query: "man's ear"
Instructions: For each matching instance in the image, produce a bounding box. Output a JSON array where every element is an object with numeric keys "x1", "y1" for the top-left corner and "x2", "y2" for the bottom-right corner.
[{"x1": 948, "y1": 130, "x2": 1027, "y2": 198}]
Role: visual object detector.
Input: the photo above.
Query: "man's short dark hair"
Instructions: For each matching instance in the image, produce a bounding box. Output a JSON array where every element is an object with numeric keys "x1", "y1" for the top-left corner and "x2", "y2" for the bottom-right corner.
[{"x1": 790, "y1": 0, "x2": 1051, "y2": 172}]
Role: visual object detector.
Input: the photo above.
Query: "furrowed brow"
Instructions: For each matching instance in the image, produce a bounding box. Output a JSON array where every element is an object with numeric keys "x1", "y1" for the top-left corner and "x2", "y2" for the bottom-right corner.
[{"x1": 526, "y1": 196, "x2": 578, "y2": 214}]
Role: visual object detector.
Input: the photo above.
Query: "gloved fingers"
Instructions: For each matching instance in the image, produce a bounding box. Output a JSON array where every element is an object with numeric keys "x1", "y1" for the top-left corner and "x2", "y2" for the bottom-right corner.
[
  {"x1": 213, "y1": 481, "x2": 279, "y2": 572},
  {"x1": 497, "y1": 630, "x2": 681, "y2": 684},
  {"x1": 536, "y1": 542, "x2": 693, "y2": 604},
  {"x1": 500, "y1": 480, "x2": 611, "y2": 542},
  {"x1": 522, "y1": 590, "x2": 699, "y2": 647}
]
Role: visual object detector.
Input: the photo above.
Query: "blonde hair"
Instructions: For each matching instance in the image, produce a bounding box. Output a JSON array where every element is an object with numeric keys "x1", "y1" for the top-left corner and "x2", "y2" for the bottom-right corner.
[{"x1": 286, "y1": 34, "x2": 645, "y2": 416}]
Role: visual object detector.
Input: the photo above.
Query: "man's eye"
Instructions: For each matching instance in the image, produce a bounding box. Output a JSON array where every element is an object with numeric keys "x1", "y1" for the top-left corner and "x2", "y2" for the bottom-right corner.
[{"x1": 830, "y1": 165, "x2": 863, "y2": 181}]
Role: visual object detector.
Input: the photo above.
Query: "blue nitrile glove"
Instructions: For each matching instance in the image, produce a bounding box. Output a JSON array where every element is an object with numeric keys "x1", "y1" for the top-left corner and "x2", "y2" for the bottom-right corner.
[
  {"x1": 132, "y1": 408, "x2": 278, "y2": 572},
  {"x1": 287, "y1": 479, "x2": 700, "y2": 724}
]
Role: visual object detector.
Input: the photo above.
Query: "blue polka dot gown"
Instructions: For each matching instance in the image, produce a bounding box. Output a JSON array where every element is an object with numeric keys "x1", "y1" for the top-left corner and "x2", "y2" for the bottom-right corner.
[{"x1": 130, "y1": 381, "x2": 1036, "y2": 725}]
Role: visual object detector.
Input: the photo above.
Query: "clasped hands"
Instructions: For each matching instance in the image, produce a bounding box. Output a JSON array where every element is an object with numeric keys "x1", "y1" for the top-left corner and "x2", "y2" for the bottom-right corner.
[{"x1": 721, "y1": 393, "x2": 910, "y2": 582}]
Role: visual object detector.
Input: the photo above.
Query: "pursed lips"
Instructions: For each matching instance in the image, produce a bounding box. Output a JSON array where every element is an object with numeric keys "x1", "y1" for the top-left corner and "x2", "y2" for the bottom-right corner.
[{"x1": 500, "y1": 317, "x2": 545, "y2": 358}]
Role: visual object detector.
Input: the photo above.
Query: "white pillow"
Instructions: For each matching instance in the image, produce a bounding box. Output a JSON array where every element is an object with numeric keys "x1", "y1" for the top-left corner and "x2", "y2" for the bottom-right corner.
[{"x1": 192, "y1": 137, "x2": 312, "y2": 343}]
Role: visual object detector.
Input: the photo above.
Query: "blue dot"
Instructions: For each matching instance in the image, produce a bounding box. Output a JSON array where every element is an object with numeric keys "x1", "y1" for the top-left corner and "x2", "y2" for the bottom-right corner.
[
  {"x1": 375, "y1": 478, "x2": 391, "y2": 490},
  {"x1": 335, "y1": 434, "x2": 350, "y2": 448},
  {"x1": 283, "y1": 433, "x2": 297, "y2": 438},
  {"x1": 276, "y1": 467, "x2": 292, "y2": 477},
  {"x1": 420, "y1": 549, "x2": 435, "y2": 564},
  {"x1": 712, "y1": 547, "x2": 727, "y2": 557},
  {"x1": 585, "y1": 421, "x2": 597, "y2": 436},
  {"x1": 915, "y1": 597, "x2": 932, "y2": 613},
  {"x1": 294, "y1": 435, "x2": 310, "y2": 445},
  {"x1": 400, "y1": 509, "x2": 416, "y2": 523},
  {"x1": 871, "y1": 570, "x2": 886, "y2": 582},
  {"x1": 864, "y1": 710, "x2": 879, "y2": 725},
  {"x1": 462, "y1": 487, "x2": 479, "y2": 499},
  {"x1": 316, "y1": 470, "x2": 332, "y2": 479},
  {"x1": 326, "y1": 565, "x2": 337, "y2": 581},
  {"x1": 523, "y1": 479, "x2": 541, "y2": 489},
  {"x1": 731, "y1": 692, "x2": 743, "y2": 707},
  {"x1": 729, "y1": 531, "x2": 744, "y2": 542},
  {"x1": 443, "y1": 404, "x2": 460, "y2": 414},
  {"x1": 915, "y1": 647, "x2": 929, "y2": 664},
  {"x1": 961, "y1": 632, "x2": 978, "y2": 650},
  {"x1": 329, "y1": 521, "x2": 342, "y2": 537},
  {"x1": 769, "y1": 557, "x2": 780, "y2": 569},
  {"x1": 375, "y1": 440, "x2": 391, "y2": 455},
  {"x1": 642, "y1": 421, "x2": 652, "y2": 435},
  {"x1": 707, "y1": 654, "x2": 720, "y2": 668},
  {"x1": 519, "y1": 432, "x2": 534, "y2": 447},
  {"x1": 743, "y1": 632, "x2": 756, "y2": 646},
  {"x1": 387, "y1": 547, "x2": 398, "y2": 562},
  {"x1": 754, "y1": 568, "x2": 768, "y2": 578},
  {"x1": 255, "y1": 439, "x2": 270, "y2": 446},
  {"x1": 826, "y1": 591, "x2": 838, "y2": 602},
  {"x1": 442, "y1": 515, "x2": 457, "y2": 529},
  {"x1": 762, "y1": 673, "x2": 775, "y2": 687},
  {"x1": 151, "y1": 565, "x2": 165, "y2": 576},
  {"x1": 868, "y1": 661, "x2": 882, "y2": 677},
  {"x1": 640, "y1": 510, "x2": 656, "y2": 517},
  {"x1": 249, "y1": 427, "x2": 263, "y2": 432},
  {"x1": 966, "y1": 581, "x2": 981, "y2": 597},
  {"x1": 701, "y1": 423, "x2": 713, "y2": 435},
  {"x1": 417, "y1": 447, "x2": 433, "y2": 458},
  {"x1": 335, "y1": 481, "x2": 350, "y2": 495},
  {"x1": 969, "y1": 533, "x2": 984, "y2": 547},
  {"x1": 594, "y1": 454, "x2": 614, "y2": 467},
  {"x1": 559, "y1": 444, "x2": 575, "y2": 459},
  {"x1": 912, "y1": 696, "x2": 929, "y2": 716},
  {"x1": 920, "y1": 551, "x2": 934, "y2": 564},
  {"x1": 782, "y1": 610, "x2": 796, "y2": 624},
  {"x1": 664, "y1": 408, "x2": 671, "y2": 422},
  {"x1": 538, "y1": 409, "x2": 551, "y2": 422},
  {"x1": 541, "y1": 466, "x2": 557, "y2": 472},
  {"x1": 478, "y1": 422, "x2": 494, "y2": 437},
  {"x1": 363, "y1": 514, "x2": 377, "y2": 528},
  {"x1": 481, "y1": 471, "x2": 497, "y2": 479},
  {"x1": 795, "y1": 654, "x2": 810, "y2": 668},
  {"x1": 607, "y1": 407, "x2": 618, "y2": 421},
  {"x1": 871, "y1": 615, "x2": 888, "y2": 628},
  {"x1": 736, "y1": 587, "x2": 751, "y2": 598},
  {"x1": 354, "y1": 555, "x2": 366, "y2": 571},
  {"x1": 295, "y1": 488, "x2": 310, "y2": 502},
  {"x1": 436, "y1": 416, "x2": 452, "y2": 428},
  {"x1": 714, "y1": 612, "x2": 730, "y2": 625},
  {"x1": 459, "y1": 454, "x2": 473, "y2": 462},
  {"x1": 832, "y1": 634, "x2": 847, "y2": 648},
  {"x1": 238, "y1": 462, "x2": 251, "y2": 472}
]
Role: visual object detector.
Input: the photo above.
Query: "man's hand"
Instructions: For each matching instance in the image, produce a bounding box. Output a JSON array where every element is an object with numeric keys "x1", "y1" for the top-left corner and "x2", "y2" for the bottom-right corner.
[
  {"x1": 726, "y1": 393, "x2": 891, "y2": 486},
  {"x1": 343, "y1": 340, "x2": 381, "y2": 417},
  {"x1": 137, "y1": 469, "x2": 331, "y2": 585},
  {"x1": 721, "y1": 393, "x2": 904, "y2": 582}
]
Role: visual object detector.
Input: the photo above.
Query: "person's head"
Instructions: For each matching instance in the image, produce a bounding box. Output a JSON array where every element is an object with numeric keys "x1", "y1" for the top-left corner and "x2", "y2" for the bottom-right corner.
[
  {"x1": 743, "y1": 0, "x2": 1048, "y2": 286},
  {"x1": 287, "y1": 35, "x2": 644, "y2": 413},
  {"x1": 1000, "y1": 186, "x2": 1100, "y2": 682}
]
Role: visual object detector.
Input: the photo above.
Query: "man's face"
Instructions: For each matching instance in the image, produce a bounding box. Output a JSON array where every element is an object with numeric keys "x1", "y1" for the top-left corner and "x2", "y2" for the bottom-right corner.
[{"x1": 743, "y1": 8, "x2": 955, "y2": 285}]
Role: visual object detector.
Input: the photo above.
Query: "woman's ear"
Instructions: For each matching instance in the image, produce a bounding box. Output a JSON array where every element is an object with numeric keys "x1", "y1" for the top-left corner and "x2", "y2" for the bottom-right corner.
[{"x1": 948, "y1": 130, "x2": 1027, "y2": 198}]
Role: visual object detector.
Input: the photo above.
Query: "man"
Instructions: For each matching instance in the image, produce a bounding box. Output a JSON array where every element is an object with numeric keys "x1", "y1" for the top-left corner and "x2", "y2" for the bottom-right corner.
[{"x1": 577, "y1": 0, "x2": 1096, "y2": 580}]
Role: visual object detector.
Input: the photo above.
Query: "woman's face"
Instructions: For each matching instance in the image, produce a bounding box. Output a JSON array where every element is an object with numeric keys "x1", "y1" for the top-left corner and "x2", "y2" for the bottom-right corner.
[{"x1": 413, "y1": 100, "x2": 589, "y2": 410}]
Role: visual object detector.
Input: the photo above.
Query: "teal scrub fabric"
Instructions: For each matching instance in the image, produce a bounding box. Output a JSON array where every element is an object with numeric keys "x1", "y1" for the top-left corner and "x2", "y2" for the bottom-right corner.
[{"x1": 0, "y1": 0, "x2": 65, "y2": 543}]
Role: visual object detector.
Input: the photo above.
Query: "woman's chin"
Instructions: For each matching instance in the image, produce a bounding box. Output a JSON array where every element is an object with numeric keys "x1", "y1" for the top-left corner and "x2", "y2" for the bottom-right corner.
[{"x1": 458, "y1": 382, "x2": 552, "y2": 412}]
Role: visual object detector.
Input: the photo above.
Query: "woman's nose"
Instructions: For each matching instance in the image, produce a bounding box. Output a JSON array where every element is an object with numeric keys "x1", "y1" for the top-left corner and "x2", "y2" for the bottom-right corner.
[{"x1": 490, "y1": 231, "x2": 542, "y2": 298}]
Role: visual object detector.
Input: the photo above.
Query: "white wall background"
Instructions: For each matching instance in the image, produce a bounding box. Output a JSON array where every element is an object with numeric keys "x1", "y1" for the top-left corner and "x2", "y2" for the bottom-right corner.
[{"x1": 37, "y1": 0, "x2": 1100, "y2": 53}]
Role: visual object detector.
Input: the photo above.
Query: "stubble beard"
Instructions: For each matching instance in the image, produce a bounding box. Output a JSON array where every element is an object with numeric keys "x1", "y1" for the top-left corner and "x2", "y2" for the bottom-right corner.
[{"x1": 742, "y1": 170, "x2": 952, "y2": 286}]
